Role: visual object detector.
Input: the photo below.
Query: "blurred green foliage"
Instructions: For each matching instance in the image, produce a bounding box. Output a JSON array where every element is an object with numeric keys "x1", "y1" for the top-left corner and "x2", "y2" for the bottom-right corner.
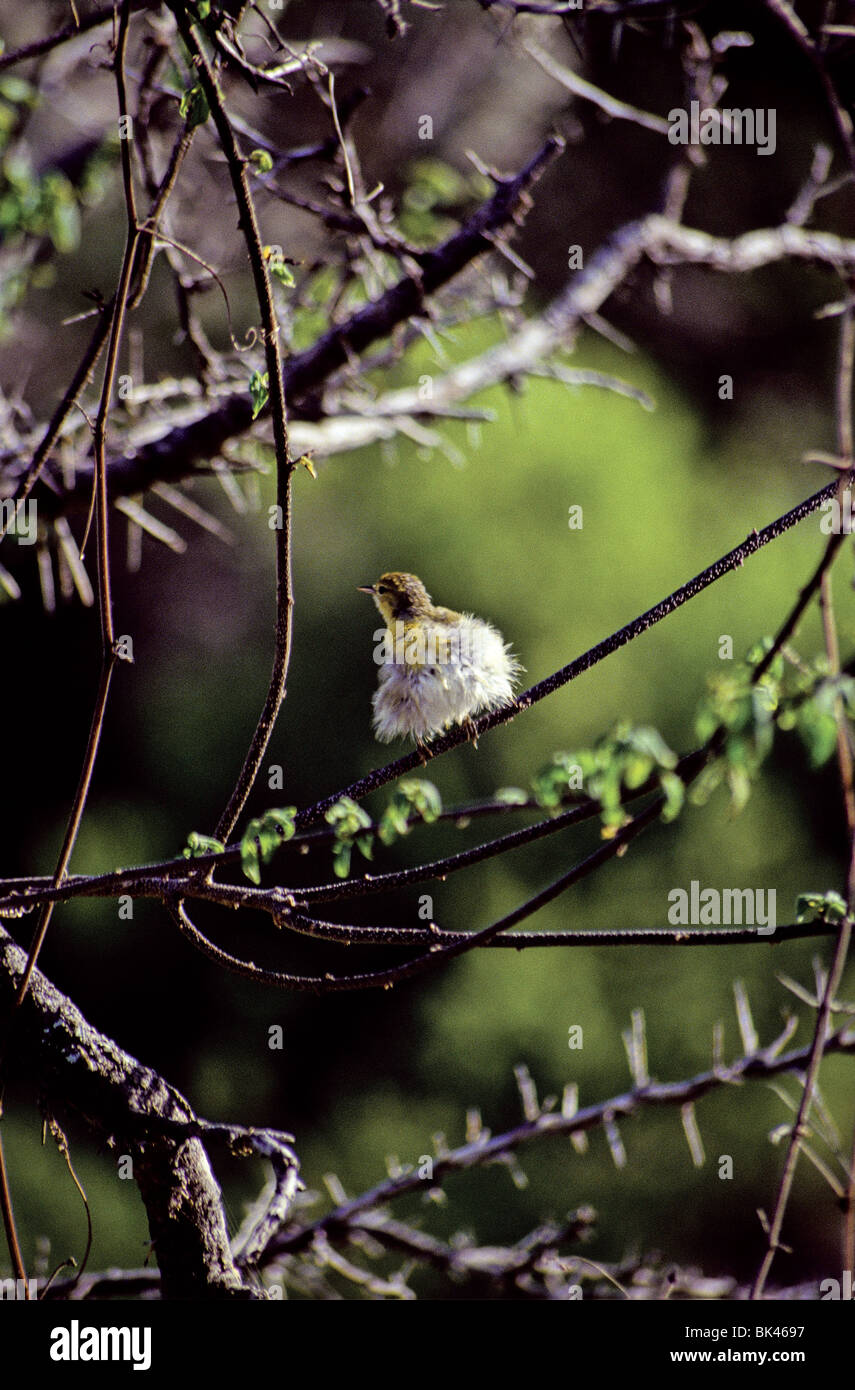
[{"x1": 0, "y1": 74, "x2": 118, "y2": 335}]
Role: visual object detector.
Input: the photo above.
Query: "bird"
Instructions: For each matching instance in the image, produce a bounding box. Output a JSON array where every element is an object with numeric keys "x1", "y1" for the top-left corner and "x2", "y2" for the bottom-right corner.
[{"x1": 358, "y1": 571, "x2": 522, "y2": 748}]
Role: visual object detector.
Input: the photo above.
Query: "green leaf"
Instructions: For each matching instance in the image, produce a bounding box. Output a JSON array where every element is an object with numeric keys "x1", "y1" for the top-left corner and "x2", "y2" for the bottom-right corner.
[
  {"x1": 256, "y1": 820, "x2": 280, "y2": 863},
  {"x1": 238, "y1": 807, "x2": 297, "y2": 872},
  {"x1": 623, "y1": 752, "x2": 653, "y2": 789},
  {"x1": 839, "y1": 676, "x2": 855, "y2": 719},
  {"x1": 0, "y1": 76, "x2": 34, "y2": 105},
  {"x1": 179, "y1": 83, "x2": 209, "y2": 129},
  {"x1": 378, "y1": 779, "x2": 442, "y2": 845},
  {"x1": 752, "y1": 679, "x2": 778, "y2": 721},
  {"x1": 795, "y1": 702, "x2": 838, "y2": 768},
  {"x1": 795, "y1": 890, "x2": 847, "y2": 925},
  {"x1": 624, "y1": 726, "x2": 677, "y2": 769},
  {"x1": 725, "y1": 763, "x2": 752, "y2": 815},
  {"x1": 688, "y1": 761, "x2": 723, "y2": 806},
  {"x1": 495, "y1": 787, "x2": 529, "y2": 805},
  {"x1": 694, "y1": 703, "x2": 719, "y2": 743},
  {"x1": 241, "y1": 838, "x2": 261, "y2": 885},
  {"x1": 332, "y1": 842, "x2": 352, "y2": 878},
  {"x1": 250, "y1": 148, "x2": 274, "y2": 174},
  {"x1": 182, "y1": 831, "x2": 225, "y2": 859},
  {"x1": 407, "y1": 158, "x2": 468, "y2": 205},
  {"x1": 659, "y1": 771, "x2": 685, "y2": 823},
  {"x1": 378, "y1": 806, "x2": 407, "y2": 845},
  {"x1": 532, "y1": 752, "x2": 584, "y2": 809},
  {"x1": 266, "y1": 807, "x2": 297, "y2": 840},
  {"x1": 400, "y1": 777, "x2": 441, "y2": 821},
  {"x1": 326, "y1": 797, "x2": 373, "y2": 874},
  {"x1": 270, "y1": 259, "x2": 295, "y2": 288},
  {"x1": 45, "y1": 181, "x2": 80, "y2": 253},
  {"x1": 746, "y1": 638, "x2": 774, "y2": 667},
  {"x1": 325, "y1": 796, "x2": 372, "y2": 836},
  {"x1": 600, "y1": 802, "x2": 627, "y2": 830},
  {"x1": 249, "y1": 370, "x2": 269, "y2": 419}
]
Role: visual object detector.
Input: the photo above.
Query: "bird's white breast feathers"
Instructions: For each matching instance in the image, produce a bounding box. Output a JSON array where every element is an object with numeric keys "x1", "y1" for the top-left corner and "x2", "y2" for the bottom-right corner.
[{"x1": 371, "y1": 615, "x2": 521, "y2": 742}]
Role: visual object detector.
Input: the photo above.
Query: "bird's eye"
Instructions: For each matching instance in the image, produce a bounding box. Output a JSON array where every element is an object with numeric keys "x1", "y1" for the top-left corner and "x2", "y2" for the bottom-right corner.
[{"x1": 376, "y1": 585, "x2": 388, "y2": 594}]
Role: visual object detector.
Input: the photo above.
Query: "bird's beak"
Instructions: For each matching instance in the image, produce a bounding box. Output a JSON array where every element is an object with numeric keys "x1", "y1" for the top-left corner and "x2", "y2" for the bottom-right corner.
[{"x1": 357, "y1": 585, "x2": 375, "y2": 595}]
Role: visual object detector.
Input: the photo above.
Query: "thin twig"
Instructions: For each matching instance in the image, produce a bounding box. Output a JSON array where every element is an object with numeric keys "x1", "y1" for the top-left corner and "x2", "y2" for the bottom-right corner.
[
  {"x1": 0, "y1": 0, "x2": 152, "y2": 73},
  {"x1": 1, "y1": 306, "x2": 112, "y2": 542},
  {"x1": 167, "y1": 2, "x2": 296, "y2": 844},
  {"x1": 763, "y1": 0, "x2": 855, "y2": 180},
  {"x1": 168, "y1": 796, "x2": 666, "y2": 992}
]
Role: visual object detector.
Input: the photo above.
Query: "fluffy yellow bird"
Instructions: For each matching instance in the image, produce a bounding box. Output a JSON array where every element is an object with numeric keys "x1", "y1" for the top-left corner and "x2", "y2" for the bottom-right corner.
[{"x1": 359, "y1": 572, "x2": 522, "y2": 746}]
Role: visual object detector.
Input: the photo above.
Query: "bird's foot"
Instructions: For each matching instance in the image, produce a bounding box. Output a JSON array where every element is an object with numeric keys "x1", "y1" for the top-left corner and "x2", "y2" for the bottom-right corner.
[{"x1": 461, "y1": 715, "x2": 479, "y2": 748}]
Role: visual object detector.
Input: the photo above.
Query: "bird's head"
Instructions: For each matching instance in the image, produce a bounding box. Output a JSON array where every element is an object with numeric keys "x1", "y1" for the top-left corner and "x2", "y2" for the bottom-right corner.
[{"x1": 358, "y1": 572, "x2": 435, "y2": 625}]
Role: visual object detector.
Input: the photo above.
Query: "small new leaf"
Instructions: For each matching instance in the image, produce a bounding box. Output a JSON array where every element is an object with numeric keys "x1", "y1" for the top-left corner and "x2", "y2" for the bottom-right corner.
[
  {"x1": 495, "y1": 787, "x2": 529, "y2": 805},
  {"x1": 250, "y1": 148, "x2": 274, "y2": 174},
  {"x1": 239, "y1": 807, "x2": 297, "y2": 883},
  {"x1": 249, "y1": 370, "x2": 269, "y2": 419},
  {"x1": 179, "y1": 84, "x2": 209, "y2": 129},
  {"x1": 182, "y1": 831, "x2": 225, "y2": 859},
  {"x1": 659, "y1": 771, "x2": 685, "y2": 823},
  {"x1": 326, "y1": 797, "x2": 373, "y2": 878},
  {"x1": 378, "y1": 779, "x2": 442, "y2": 845},
  {"x1": 241, "y1": 839, "x2": 261, "y2": 886},
  {"x1": 332, "y1": 843, "x2": 352, "y2": 879},
  {"x1": 262, "y1": 245, "x2": 296, "y2": 287},
  {"x1": 270, "y1": 260, "x2": 295, "y2": 288},
  {"x1": 794, "y1": 890, "x2": 847, "y2": 926}
]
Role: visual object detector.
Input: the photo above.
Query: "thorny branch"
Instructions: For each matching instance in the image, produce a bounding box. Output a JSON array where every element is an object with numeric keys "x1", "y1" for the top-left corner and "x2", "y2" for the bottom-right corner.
[
  {"x1": 2, "y1": 915, "x2": 851, "y2": 1299},
  {"x1": 8, "y1": 216, "x2": 855, "y2": 522},
  {"x1": 272, "y1": 1023, "x2": 855, "y2": 1264}
]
